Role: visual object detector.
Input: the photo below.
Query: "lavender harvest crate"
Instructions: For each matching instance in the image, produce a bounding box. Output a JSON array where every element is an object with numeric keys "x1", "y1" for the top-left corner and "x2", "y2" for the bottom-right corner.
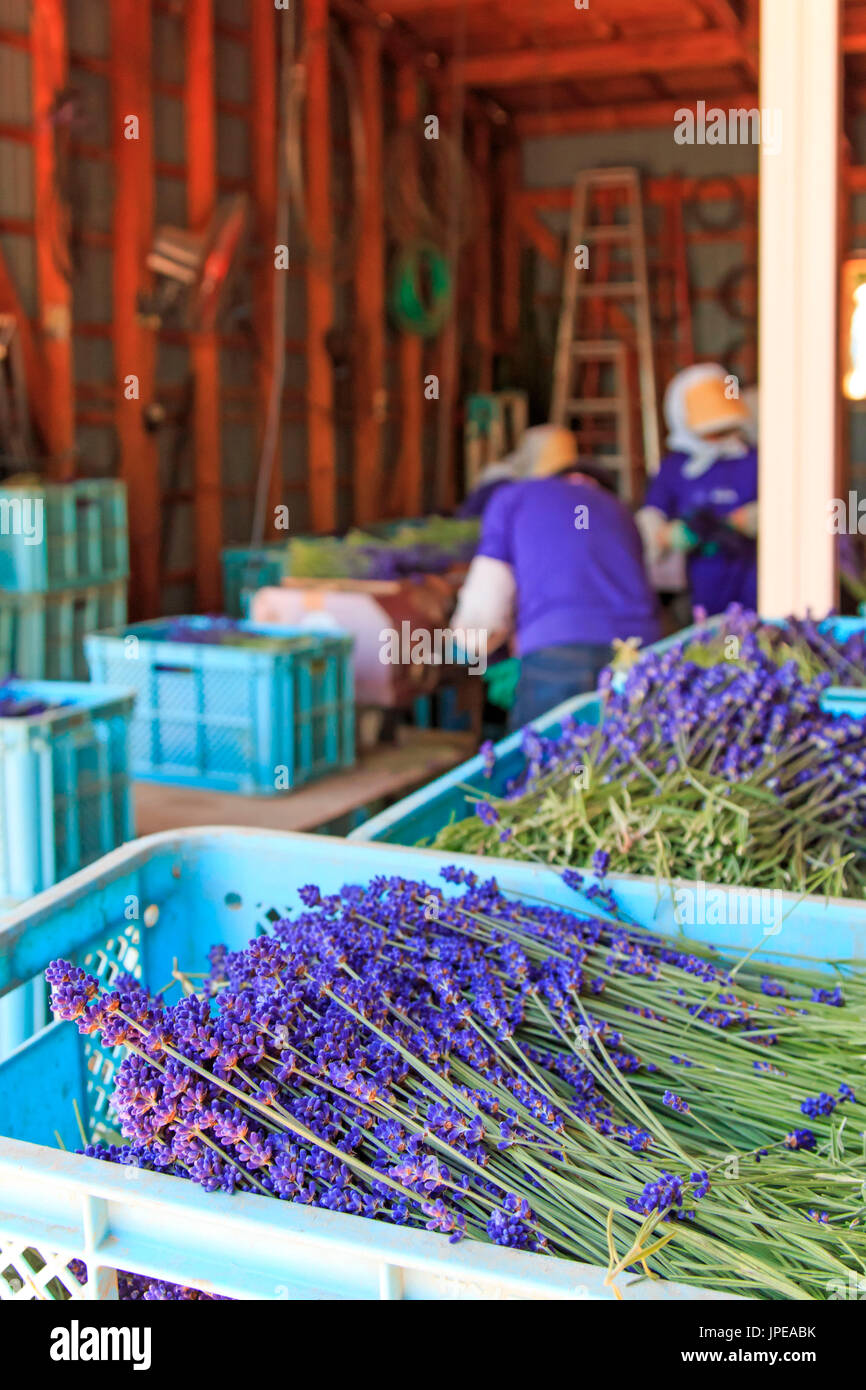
[
  {"x1": 10, "y1": 826, "x2": 860, "y2": 1300},
  {"x1": 351, "y1": 615, "x2": 866, "y2": 846},
  {"x1": 85, "y1": 616, "x2": 354, "y2": 794}
]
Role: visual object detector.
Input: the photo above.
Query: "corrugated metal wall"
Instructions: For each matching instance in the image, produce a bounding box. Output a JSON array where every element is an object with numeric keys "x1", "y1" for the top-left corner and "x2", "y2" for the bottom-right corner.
[{"x1": 517, "y1": 126, "x2": 760, "y2": 430}]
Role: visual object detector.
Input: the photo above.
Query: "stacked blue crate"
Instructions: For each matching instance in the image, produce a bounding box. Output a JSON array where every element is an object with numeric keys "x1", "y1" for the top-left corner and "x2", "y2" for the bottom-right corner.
[
  {"x1": 0, "y1": 479, "x2": 129, "y2": 678},
  {"x1": 85, "y1": 615, "x2": 355, "y2": 794}
]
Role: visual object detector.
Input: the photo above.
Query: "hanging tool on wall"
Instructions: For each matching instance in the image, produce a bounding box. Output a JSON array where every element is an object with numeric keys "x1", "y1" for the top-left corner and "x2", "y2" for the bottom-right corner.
[{"x1": 138, "y1": 194, "x2": 250, "y2": 333}]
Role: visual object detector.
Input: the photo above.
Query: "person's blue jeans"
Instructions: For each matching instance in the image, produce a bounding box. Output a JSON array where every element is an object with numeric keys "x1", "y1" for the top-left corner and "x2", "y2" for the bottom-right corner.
[{"x1": 509, "y1": 642, "x2": 611, "y2": 731}]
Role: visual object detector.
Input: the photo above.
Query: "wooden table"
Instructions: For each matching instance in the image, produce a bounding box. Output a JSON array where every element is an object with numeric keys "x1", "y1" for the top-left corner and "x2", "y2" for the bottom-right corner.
[{"x1": 133, "y1": 728, "x2": 476, "y2": 836}]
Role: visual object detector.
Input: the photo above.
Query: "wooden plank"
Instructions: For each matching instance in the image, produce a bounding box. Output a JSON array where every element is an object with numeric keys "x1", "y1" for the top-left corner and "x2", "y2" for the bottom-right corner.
[
  {"x1": 305, "y1": 0, "x2": 337, "y2": 533},
  {"x1": 185, "y1": 0, "x2": 222, "y2": 610},
  {"x1": 133, "y1": 729, "x2": 477, "y2": 835},
  {"x1": 453, "y1": 31, "x2": 744, "y2": 87},
  {"x1": 250, "y1": 0, "x2": 281, "y2": 536},
  {"x1": 31, "y1": 0, "x2": 74, "y2": 476},
  {"x1": 471, "y1": 120, "x2": 493, "y2": 393},
  {"x1": 110, "y1": 0, "x2": 161, "y2": 618},
  {"x1": 352, "y1": 24, "x2": 386, "y2": 525},
  {"x1": 396, "y1": 60, "x2": 424, "y2": 517}
]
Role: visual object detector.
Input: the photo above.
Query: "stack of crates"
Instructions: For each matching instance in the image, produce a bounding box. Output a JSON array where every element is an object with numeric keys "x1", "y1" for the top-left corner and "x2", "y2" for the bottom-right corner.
[
  {"x1": 0, "y1": 479, "x2": 128, "y2": 680},
  {"x1": 221, "y1": 541, "x2": 288, "y2": 618}
]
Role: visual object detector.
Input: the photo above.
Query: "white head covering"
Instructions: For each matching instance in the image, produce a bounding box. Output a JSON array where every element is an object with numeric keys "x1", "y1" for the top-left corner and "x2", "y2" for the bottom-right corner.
[{"x1": 664, "y1": 363, "x2": 751, "y2": 479}]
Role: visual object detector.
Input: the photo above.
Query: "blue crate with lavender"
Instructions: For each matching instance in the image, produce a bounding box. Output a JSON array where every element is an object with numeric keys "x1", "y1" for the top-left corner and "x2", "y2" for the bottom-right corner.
[
  {"x1": 3, "y1": 827, "x2": 866, "y2": 1300},
  {"x1": 85, "y1": 615, "x2": 354, "y2": 794},
  {"x1": 352, "y1": 612, "x2": 866, "y2": 891}
]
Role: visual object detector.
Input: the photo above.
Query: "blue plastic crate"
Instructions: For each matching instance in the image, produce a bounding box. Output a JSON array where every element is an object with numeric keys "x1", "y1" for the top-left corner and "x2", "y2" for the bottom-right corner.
[
  {"x1": 221, "y1": 542, "x2": 288, "y2": 618},
  {"x1": 0, "y1": 679, "x2": 134, "y2": 903},
  {"x1": 85, "y1": 616, "x2": 354, "y2": 794},
  {"x1": 5, "y1": 579, "x2": 127, "y2": 680},
  {"x1": 0, "y1": 600, "x2": 12, "y2": 675},
  {"x1": 352, "y1": 689, "x2": 601, "y2": 844},
  {"x1": 0, "y1": 479, "x2": 128, "y2": 593},
  {"x1": 6, "y1": 825, "x2": 859, "y2": 1299},
  {"x1": 351, "y1": 657, "x2": 866, "y2": 847}
]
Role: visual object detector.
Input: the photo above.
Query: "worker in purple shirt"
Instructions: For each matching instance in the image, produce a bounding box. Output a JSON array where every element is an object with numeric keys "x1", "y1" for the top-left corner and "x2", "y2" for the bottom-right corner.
[
  {"x1": 637, "y1": 363, "x2": 758, "y2": 616},
  {"x1": 452, "y1": 425, "x2": 660, "y2": 728}
]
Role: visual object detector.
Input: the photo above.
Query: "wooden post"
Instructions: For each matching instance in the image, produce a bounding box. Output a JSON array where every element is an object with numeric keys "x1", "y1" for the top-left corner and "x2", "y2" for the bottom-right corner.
[
  {"x1": 305, "y1": 0, "x2": 337, "y2": 533},
  {"x1": 758, "y1": 0, "x2": 841, "y2": 615},
  {"x1": 110, "y1": 0, "x2": 160, "y2": 617},
  {"x1": 433, "y1": 73, "x2": 462, "y2": 512},
  {"x1": 250, "y1": 1, "x2": 281, "y2": 537},
  {"x1": 185, "y1": 0, "x2": 222, "y2": 610},
  {"x1": 32, "y1": 0, "x2": 74, "y2": 475},
  {"x1": 499, "y1": 138, "x2": 521, "y2": 347},
  {"x1": 352, "y1": 24, "x2": 386, "y2": 525},
  {"x1": 472, "y1": 119, "x2": 493, "y2": 393},
  {"x1": 396, "y1": 60, "x2": 424, "y2": 517}
]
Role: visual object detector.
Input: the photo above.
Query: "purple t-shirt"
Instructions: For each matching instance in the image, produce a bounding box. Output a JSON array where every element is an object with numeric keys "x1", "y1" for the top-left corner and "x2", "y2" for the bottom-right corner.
[
  {"x1": 477, "y1": 475, "x2": 661, "y2": 654},
  {"x1": 645, "y1": 449, "x2": 758, "y2": 614}
]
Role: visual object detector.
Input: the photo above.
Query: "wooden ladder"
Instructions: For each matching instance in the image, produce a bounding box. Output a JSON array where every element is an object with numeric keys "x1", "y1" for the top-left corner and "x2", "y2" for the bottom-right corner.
[{"x1": 551, "y1": 167, "x2": 660, "y2": 500}]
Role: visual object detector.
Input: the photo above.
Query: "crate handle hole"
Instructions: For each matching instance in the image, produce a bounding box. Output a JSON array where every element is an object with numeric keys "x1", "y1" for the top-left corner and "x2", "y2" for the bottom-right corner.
[
  {"x1": 224, "y1": 892, "x2": 242, "y2": 910},
  {"x1": 154, "y1": 664, "x2": 194, "y2": 675}
]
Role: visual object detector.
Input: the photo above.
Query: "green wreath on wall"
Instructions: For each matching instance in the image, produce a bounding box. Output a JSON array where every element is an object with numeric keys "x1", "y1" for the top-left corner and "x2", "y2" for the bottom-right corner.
[{"x1": 388, "y1": 242, "x2": 454, "y2": 338}]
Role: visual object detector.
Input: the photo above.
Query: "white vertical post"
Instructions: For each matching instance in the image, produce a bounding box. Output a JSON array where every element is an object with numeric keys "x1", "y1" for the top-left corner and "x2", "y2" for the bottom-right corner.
[{"x1": 759, "y1": 0, "x2": 841, "y2": 615}]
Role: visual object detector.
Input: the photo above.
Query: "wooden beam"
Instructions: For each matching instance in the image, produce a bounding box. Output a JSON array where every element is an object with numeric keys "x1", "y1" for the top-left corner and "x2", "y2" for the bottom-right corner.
[
  {"x1": 185, "y1": 0, "x2": 222, "y2": 610},
  {"x1": 352, "y1": 24, "x2": 386, "y2": 525},
  {"x1": 696, "y1": 0, "x2": 759, "y2": 80},
  {"x1": 453, "y1": 31, "x2": 744, "y2": 88},
  {"x1": 514, "y1": 93, "x2": 757, "y2": 139},
  {"x1": 305, "y1": 0, "x2": 337, "y2": 533},
  {"x1": 110, "y1": 0, "x2": 160, "y2": 618},
  {"x1": 516, "y1": 205, "x2": 561, "y2": 265},
  {"x1": 498, "y1": 139, "x2": 521, "y2": 345},
  {"x1": 471, "y1": 119, "x2": 493, "y2": 393},
  {"x1": 250, "y1": 0, "x2": 280, "y2": 536},
  {"x1": 396, "y1": 59, "x2": 424, "y2": 517},
  {"x1": 32, "y1": 0, "x2": 74, "y2": 475},
  {"x1": 433, "y1": 74, "x2": 462, "y2": 512}
]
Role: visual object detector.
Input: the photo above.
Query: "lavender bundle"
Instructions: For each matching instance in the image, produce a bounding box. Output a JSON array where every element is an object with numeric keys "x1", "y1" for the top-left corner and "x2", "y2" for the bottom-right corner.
[
  {"x1": 48, "y1": 870, "x2": 866, "y2": 1299},
  {"x1": 437, "y1": 643, "x2": 866, "y2": 897},
  {"x1": 680, "y1": 608, "x2": 866, "y2": 687}
]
